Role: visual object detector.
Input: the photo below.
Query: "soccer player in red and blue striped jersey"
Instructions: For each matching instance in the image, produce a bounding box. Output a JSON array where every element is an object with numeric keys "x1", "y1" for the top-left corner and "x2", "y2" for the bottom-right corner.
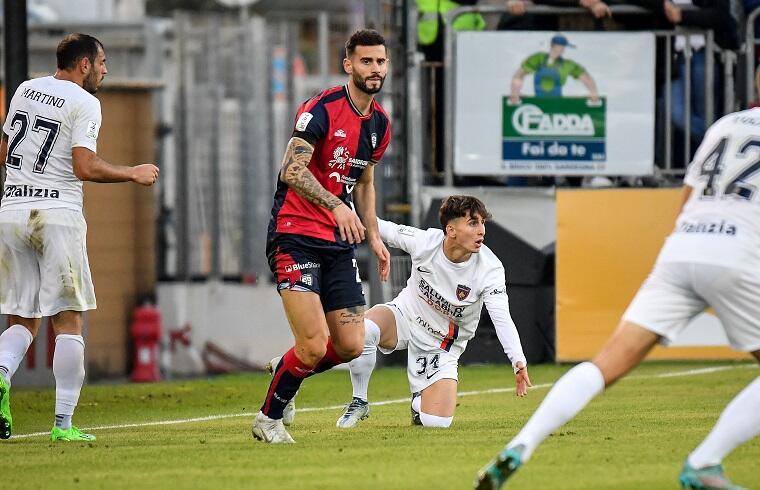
[{"x1": 253, "y1": 29, "x2": 392, "y2": 444}]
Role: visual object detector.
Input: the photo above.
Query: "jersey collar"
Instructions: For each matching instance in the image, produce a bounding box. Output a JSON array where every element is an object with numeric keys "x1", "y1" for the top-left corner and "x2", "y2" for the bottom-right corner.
[{"x1": 343, "y1": 85, "x2": 374, "y2": 119}]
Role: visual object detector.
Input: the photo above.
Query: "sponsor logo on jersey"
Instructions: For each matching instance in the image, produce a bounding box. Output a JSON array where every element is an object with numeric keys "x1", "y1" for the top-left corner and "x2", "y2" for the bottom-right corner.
[
  {"x1": 415, "y1": 316, "x2": 447, "y2": 339},
  {"x1": 328, "y1": 146, "x2": 370, "y2": 170},
  {"x1": 398, "y1": 225, "x2": 416, "y2": 237},
  {"x1": 295, "y1": 112, "x2": 314, "y2": 132},
  {"x1": 300, "y1": 274, "x2": 313, "y2": 286},
  {"x1": 489, "y1": 286, "x2": 507, "y2": 296},
  {"x1": 334, "y1": 129, "x2": 346, "y2": 138},
  {"x1": 371, "y1": 132, "x2": 377, "y2": 148},
  {"x1": 284, "y1": 261, "x2": 320, "y2": 273},
  {"x1": 416, "y1": 266, "x2": 432, "y2": 274},
  {"x1": 4, "y1": 185, "x2": 60, "y2": 199},
  {"x1": 425, "y1": 370, "x2": 440, "y2": 380},
  {"x1": 677, "y1": 219, "x2": 737, "y2": 236},
  {"x1": 417, "y1": 278, "x2": 466, "y2": 319},
  {"x1": 456, "y1": 284, "x2": 471, "y2": 301},
  {"x1": 21, "y1": 88, "x2": 65, "y2": 108},
  {"x1": 86, "y1": 120, "x2": 99, "y2": 139}
]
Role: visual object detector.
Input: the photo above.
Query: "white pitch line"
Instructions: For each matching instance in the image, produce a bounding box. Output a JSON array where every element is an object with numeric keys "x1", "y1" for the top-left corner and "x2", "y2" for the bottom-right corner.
[{"x1": 9, "y1": 364, "x2": 756, "y2": 440}]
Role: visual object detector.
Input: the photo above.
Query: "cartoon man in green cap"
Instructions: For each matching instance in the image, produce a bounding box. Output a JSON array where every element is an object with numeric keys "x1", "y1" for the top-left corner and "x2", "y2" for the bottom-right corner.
[{"x1": 509, "y1": 34, "x2": 600, "y2": 104}]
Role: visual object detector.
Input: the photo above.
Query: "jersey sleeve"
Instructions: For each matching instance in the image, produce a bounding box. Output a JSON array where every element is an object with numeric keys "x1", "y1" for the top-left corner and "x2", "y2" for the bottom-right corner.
[
  {"x1": 371, "y1": 118, "x2": 391, "y2": 163},
  {"x1": 684, "y1": 119, "x2": 723, "y2": 188},
  {"x1": 291, "y1": 99, "x2": 329, "y2": 146},
  {"x1": 482, "y1": 266, "x2": 527, "y2": 369},
  {"x1": 520, "y1": 53, "x2": 543, "y2": 74},
  {"x1": 2, "y1": 84, "x2": 25, "y2": 135},
  {"x1": 378, "y1": 218, "x2": 424, "y2": 255},
  {"x1": 71, "y1": 97, "x2": 102, "y2": 152}
]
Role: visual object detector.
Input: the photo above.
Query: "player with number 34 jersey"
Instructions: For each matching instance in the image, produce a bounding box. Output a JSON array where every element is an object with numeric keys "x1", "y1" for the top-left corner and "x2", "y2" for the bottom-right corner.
[{"x1": 335, "y1": 196, "x2": 530, "y2": 430}]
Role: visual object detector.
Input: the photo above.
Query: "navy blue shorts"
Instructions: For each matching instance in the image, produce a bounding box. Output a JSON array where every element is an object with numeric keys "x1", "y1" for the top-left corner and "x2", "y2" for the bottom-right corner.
[{"x1": 266, "y1": 233, "x2": 365, "y2": 312}]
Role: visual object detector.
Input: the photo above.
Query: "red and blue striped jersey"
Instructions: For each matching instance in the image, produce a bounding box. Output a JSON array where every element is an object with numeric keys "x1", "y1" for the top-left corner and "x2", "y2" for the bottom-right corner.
[{"x1": 268, "y1": 85, "x2": 391, "y2": 245}]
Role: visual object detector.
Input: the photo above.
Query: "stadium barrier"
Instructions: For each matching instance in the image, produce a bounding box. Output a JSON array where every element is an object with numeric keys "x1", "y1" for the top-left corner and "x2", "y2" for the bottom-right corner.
[{"x1": 556, "y1": 189, "x2": 750, "y2": 361}]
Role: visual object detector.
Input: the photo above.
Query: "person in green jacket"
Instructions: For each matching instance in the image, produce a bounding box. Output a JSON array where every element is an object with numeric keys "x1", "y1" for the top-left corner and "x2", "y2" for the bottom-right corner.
[{"x1": 509, "y1": 34, "x2": 600, "y2": 104}]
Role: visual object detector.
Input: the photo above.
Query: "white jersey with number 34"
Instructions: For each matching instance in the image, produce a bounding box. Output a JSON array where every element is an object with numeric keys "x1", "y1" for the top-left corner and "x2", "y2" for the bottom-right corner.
[
  {"x1": 658, "y1": 108, "x2": 760, "y2": 270},
  {"x1": 379, "y1": 219, "x2": 527, "y2": 368},
  {"x1": 2, "y1": 76, "x2": 101, "y2": 212}
]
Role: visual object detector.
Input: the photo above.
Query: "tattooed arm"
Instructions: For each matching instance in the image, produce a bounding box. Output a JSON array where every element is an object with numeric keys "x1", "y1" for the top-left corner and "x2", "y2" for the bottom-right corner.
[{"x1": 279, "y1": 136, "x2": 366, "y2": 243}]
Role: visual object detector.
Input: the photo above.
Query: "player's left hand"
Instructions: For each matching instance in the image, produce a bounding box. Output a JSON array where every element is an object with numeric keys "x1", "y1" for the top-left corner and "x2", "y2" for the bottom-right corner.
[
  {"x1": 370, "y1": 238, "x2": 390, "y2": 282},
  {"x1": 514, "y1": 362, "x2": 531, "y2": 397}
]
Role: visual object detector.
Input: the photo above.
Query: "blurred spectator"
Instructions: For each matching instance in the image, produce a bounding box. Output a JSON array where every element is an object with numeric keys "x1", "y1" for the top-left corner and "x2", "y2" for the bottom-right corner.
[
  {"x1": 416, "y1": 0, "x2": 487, "y2": 176},
  {"x1": 497, "y1": 0, "x2": 610, "y2": 31},
  {"x1": 664, "y1": 0, "x2": 743, "y2": 144},
  {"x1": 417, "y1": 0, "x2": 485, "y2": 62}
]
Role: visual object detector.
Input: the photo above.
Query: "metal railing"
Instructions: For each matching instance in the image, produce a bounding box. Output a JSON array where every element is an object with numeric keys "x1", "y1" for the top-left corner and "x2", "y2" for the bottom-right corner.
[{"x1": 433, "y1": 4, "x2": 729, "y2": 185}]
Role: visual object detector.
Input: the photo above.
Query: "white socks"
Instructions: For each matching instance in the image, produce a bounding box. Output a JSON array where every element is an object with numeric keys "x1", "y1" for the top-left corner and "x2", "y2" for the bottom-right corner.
[
  {"x1": 348, "y1": 319, "x2": 381, "y2": 401},
  {"x1": 412, "y1": 393, "x2": 421, "y2": 414},
  {"x1": 0, "y1": 324, "x2": 34, "y2": 383},
  {"x1": 509, "y1": 361, "x2": 605, "y2": 461},
  {"x1": 53, "y1": 334, "x2": 85, "y2": 426},
  {"x1": 688, "y1": 376, "x2": 760, "y2": 469},
  {"x1": 420, "y1": 412, "x2": 453, "y2": 428}
]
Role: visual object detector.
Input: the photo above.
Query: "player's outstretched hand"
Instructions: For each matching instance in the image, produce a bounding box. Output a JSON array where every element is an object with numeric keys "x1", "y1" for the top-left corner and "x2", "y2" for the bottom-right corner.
[
  {"x1": 370, "y1": 238, "x2": 390, "y2": 282},
  {"x1": 514, "y1": 363, "x2": 531, "y2": 397},
  {"x1": 131, "y1": 164, "x2": 160, "y2": 186},
  {"x1": 333, "y1": 203, "x2": 366, "y2": 244}
]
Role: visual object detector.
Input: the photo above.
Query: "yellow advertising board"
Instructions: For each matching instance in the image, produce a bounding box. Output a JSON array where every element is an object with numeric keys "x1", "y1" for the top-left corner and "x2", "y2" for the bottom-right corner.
[{"x1": 556, "y1": 188, "x2": 750, "y2": 361}]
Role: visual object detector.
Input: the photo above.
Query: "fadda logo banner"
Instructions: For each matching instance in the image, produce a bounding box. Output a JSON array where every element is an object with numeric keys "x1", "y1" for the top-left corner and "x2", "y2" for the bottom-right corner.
[{"x1": 454, "y1": 31, "x2": 655, "y2": 176}]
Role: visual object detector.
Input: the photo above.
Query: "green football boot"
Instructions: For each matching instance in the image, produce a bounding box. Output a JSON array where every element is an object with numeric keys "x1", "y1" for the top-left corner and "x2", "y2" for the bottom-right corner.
[
  {"x1": 679, "y1": 462, "x2": 746, "y2": 490},
  {"x1": 0, "y1": 375, "x2": 11, "y2": 439},
  {"x1": 474, "y1": 444, "x2": 526, "y2": 490},
  {"x1": 50, "y1": 426, "x2": 97, "y2": 442}
]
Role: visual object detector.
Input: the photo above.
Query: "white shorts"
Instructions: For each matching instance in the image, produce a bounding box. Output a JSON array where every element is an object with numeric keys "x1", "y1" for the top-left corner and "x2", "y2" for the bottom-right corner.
[
  {"x1": 0, "y1": 209, "x2": 96, "y2": 318},
  {"x1": 623, "y1": 261, "x2": 760, "y2": 352},
  {"x1": 376, "y1": 302, "x2": 459, "y2": 394}
]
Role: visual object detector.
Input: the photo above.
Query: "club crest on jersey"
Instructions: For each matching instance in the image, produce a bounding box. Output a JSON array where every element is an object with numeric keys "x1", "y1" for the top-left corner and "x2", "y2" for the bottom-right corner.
[
  {"x1": 371, "y1": 132, "x2": 377, "y2": 148},
  {"x1": 456, "y1": 284, "x2": 471, "y2": 301}
]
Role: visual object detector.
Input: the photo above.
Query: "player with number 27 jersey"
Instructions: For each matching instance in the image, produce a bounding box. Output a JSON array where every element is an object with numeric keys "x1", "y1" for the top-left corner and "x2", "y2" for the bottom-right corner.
[{"x1": 2, "y1": 76, "x2": 101, "y2": 212}]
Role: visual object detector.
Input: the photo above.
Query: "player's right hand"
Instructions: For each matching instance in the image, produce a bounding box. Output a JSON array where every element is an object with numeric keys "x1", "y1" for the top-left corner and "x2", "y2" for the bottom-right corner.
[
  {"x1": 132, "y1": 164, "x2": 160, "y2": 186},
  {"x1": 333, "y1": 203, "x2": 365, "y2": 244}
]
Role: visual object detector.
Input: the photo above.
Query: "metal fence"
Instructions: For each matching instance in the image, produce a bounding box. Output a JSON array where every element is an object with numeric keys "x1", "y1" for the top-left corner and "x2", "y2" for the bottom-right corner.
[{"x1": 413, "y1": 4, "x2": 743, "y2": 188}]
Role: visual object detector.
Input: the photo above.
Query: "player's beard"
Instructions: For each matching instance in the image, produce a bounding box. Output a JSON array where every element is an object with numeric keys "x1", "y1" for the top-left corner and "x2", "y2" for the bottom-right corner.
[
  {"x1": 353, "y1": 72, "x2": 385, "y2": 95},
  {"x1": 83, "y1": 71, "x2": 103, "y2": 94}
]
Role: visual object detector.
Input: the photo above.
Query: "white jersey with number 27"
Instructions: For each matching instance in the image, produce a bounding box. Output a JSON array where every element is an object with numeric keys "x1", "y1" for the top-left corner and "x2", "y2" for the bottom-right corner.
[
  {"x1": 658, "y1": 108, "x2": 760, "y2": 270},
  {"x1": 2, "y1": 76, "x2": 101, "y2": 212},
  {"x1": 379, "y1": 219, "x2": 527, "y2": 369}
]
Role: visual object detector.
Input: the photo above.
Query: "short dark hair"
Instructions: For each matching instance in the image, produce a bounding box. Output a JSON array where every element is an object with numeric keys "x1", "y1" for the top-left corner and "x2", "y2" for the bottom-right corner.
[
  {"x1": 345, "y1": 29, "x2": 386, "y2": 57},
  {"x1": 56, "y1": 33, "x2": 104, "y2": 70},
  {"x1": 439, "y1": 195, "x2": 492, "y2": 228}
]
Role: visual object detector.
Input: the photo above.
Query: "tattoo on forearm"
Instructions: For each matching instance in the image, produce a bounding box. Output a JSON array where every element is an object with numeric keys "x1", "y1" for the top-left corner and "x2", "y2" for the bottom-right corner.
[{"x1": 281, "y1": 138, "x2": 342, "y2": 210}]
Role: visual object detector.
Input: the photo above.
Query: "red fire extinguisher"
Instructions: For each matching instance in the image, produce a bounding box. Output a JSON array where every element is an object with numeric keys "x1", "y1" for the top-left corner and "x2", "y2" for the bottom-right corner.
[{"x1": 130, "y1": 302, "x2": 162, "y2": 382}]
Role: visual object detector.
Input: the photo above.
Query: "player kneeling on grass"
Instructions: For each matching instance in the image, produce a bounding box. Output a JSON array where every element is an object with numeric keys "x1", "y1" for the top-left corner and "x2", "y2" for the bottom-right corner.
[
  {"x1": 333, "y1": 196, "x2": 531, "y2": 429},
  {"x1": 475, "y1": 109, "x2": 760, "y2": 490}
]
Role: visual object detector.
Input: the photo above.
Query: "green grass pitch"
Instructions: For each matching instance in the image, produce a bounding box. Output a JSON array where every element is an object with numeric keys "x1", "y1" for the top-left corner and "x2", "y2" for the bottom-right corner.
[{"x1": 3, "y1": 361, "x2": 758, "y2": 489}]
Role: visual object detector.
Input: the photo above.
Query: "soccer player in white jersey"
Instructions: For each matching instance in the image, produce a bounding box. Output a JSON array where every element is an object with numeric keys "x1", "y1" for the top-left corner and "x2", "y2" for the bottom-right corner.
[
  {"x1": 0, "y1": 33, "x2": 158, "y2": 442},
  {"x1": 334, "y1": 196, "x2": 532, "y2": 429},
  {"x1": 475, "y1": 110, "x2": 760, "y2": 490}
]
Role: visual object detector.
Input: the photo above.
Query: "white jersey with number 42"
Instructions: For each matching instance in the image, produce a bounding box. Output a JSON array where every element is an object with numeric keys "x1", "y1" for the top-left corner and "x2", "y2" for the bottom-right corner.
[
  {"x1": 2, "y1": 76, "x2": 101, "y2": 212},
  {"x1": 658, "y1": 108, "x2": 760, "y2": 270},
  {"x1": 379, "y1": 219, "x2": 527, "y2": 367}
]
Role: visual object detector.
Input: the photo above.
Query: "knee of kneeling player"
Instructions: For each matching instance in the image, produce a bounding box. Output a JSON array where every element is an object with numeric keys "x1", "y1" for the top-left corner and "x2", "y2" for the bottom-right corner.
[{"x1": 420, "y1": 412, "x2": 453, "y2": 428}]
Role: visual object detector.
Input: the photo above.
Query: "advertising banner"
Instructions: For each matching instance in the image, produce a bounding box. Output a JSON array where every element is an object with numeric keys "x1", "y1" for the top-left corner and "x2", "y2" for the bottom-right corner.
[{"x1": 455, "y1": 31, "x2": 655, "y2": 176}]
